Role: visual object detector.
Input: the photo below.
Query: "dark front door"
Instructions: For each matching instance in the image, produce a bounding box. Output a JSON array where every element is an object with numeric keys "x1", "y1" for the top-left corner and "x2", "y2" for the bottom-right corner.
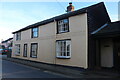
[
  {"x1": 114, "y1": 38, "x2": 120, "y2": 69},
  {"x1": 116, "y1": 43, "x2": 120, "y2": 68}
]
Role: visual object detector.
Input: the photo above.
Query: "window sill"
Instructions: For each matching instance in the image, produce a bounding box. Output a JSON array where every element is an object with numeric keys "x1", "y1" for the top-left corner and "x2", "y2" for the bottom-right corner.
[
  {"x1": 30, "y1": 56, "x2": 37, "y2": 58},
  {"x1": 56, "y1": 56, "x2": 71, "y2": 59},
  {"x1": 23, "y1": 56, "x2": 27, "y2": 57},
  {"x1": 57, "y1": 31, "x2": 69, "y2": 34},
  {"x1": 16, "y1": 40, "x2": 21, "y2": 41},
  {"x1": 15, "y1": 53, "x2": 20, "y2": 56},
  {"x1": 31, "y1": 37, "x2": 38, "y2": 39}
]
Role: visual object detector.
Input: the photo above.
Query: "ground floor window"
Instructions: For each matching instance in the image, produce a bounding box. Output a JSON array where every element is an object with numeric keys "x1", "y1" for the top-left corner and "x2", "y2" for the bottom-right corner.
[
  {"x1": 56, "y1": 39, "x2": 71, "y2": 58},
  {"x1": 23, "y1": 44, "x2": 27, "y2": 57},
  {"x1": 15, "y1": 44, "x2": 20, "y2": 55},
  {"x1": 30, "y1": 43, "x2": 38, "y2": 58}
]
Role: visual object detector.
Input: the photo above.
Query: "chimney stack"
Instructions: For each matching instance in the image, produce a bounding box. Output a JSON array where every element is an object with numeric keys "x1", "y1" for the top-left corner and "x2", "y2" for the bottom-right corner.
[{"x1": 66, "y1": 2, "x2": 74, "y2": 12}]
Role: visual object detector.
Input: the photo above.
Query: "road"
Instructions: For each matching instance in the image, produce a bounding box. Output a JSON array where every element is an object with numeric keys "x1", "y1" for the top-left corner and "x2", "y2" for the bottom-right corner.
[
  {"x1": 2, "y1": 59, "x2": 67, "y2": 78},
  {"x1": 1, "y1": 55, "x2": 120, "y2": 80}
]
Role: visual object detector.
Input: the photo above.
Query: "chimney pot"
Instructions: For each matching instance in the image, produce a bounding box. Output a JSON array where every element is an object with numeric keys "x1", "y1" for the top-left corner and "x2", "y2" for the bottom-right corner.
[{"x1": 66, "y1": 2, "x2": 74, "y2": 12}]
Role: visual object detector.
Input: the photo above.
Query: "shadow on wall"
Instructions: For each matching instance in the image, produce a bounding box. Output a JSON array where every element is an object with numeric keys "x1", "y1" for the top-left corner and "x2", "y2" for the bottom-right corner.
[{"x1": 118, "y1": 1, "x2": 120, "y2": 20}]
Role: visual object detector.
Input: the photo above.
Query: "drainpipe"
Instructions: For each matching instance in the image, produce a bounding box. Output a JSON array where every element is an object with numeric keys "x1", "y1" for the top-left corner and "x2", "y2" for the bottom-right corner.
[{"x1": 54, "y1": 19, "x2": 56, "y2": 65}]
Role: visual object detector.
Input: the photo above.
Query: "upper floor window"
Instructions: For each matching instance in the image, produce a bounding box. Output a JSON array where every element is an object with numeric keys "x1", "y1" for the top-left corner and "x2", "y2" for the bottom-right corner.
[
  {"x1": 16, "y1": 32, "x2": 21, "y2": 41},
  {"x1": 56, "y1": 39, "x2": 71, "y2": 58},
  {"x1": 32, "y1": 27, "x2": 38, "y2": 38},
  {"x1": 57, "y1": 18, "x2": 69, "y2": 34}
]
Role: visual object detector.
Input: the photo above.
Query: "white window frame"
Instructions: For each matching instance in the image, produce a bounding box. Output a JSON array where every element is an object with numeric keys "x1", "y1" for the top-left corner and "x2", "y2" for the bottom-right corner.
[
  {"x1": 57, "y1": 19, "x2": 69, "y2": 33},
  {"x1": 56, "y1": 39, "x2": 71, "y2": 58},
  {"x1": 15, "y1": 44, "x2": 20, "y2": 56},
  {"x1": 16, "y1": 32, "x2": 21, "y2": 41}
]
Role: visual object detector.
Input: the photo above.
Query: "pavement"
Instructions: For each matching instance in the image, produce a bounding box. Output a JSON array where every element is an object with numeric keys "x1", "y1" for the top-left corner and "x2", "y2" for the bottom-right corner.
[
  {"x1": 1, "y1": 56, "x2": 120, "y2": 80},
  {"x1": 0, "y1": 55, "x2": 7, "y2": 58}
]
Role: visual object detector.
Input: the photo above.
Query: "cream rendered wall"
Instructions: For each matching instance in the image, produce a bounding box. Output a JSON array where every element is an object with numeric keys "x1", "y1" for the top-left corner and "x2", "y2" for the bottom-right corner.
[
  {"x1": 12, "y1": 23, "x2": 56, "y2": 64},
  {"x1": 56, "y1": 13, "x2": 88, "y2": 68},
  {"x1": 100, "y1": 39, "x2": 113, "y2": 67},
  {"x1": 36, "y1": 22, "x2": 56, "y2": 64},
  {"x1": 12, "y1": 13, "x2": 88, "y2": 68},
  {"x1": 12, "y1": 29, "x2": 31, "y2": 60}
]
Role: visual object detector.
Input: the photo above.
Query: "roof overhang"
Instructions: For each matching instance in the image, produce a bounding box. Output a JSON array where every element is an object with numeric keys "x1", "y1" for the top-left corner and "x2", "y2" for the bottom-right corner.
[
  {"x1": 12, "y1": 8, "x2": 87, "y2": 34},
  {"x1": 91, "y1": 21, "x2": 120, "y2": 38}
]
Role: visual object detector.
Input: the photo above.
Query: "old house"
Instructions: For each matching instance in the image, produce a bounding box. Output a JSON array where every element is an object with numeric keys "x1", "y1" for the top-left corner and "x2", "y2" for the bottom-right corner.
[{"x1": 12, "y1": 2, "x2": 120, "y2": 69}]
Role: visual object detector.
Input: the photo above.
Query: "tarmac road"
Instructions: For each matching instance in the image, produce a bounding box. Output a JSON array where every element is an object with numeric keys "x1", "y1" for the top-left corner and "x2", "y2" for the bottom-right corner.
[
  {"x1": 1, "y1": 56, "x2": 120, "y2": 80},
  {"x1": 2, "y1": 59, "x2": 67, "y2": 78}
]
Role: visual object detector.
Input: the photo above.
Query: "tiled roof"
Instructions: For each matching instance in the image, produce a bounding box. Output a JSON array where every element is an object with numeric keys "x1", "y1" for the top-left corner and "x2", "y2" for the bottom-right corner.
[
  {"x1": 2, "y1": 38, "x2": 13, "y2": 43},
  {"x1": 12, "y1": 2, "x2": 104, "y2": 34}
]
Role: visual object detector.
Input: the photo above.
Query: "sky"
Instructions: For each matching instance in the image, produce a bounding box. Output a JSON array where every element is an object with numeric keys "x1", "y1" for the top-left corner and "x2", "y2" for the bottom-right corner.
[
  {"x1": 118, "y1": 1, "x2": 120, "y2": 20},
  {"x1": 0, "y1": 1, "x2": 119, "y2": 41}
]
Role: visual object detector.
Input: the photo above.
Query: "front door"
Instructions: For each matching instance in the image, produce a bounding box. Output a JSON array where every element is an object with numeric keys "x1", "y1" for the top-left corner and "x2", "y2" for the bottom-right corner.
[
  {"x1": 116, "y1": 42, "x2": 120, "y2": 68},
  {"x1": 114, "y1": 38, "x2": 120, "y2": 69}
]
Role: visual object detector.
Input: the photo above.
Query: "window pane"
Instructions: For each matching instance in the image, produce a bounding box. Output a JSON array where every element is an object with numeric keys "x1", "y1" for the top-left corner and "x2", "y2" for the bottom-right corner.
[
  {"x1": 61, "y1": 41, "x2": 63, "y2": 56},
  {"x1": 56, "y1": 41, "x2": 61, "y2": 56},
  {"x1": 67, "y1": 44, "x2": 70, "y2": 56},
  {"x1": 33, "y1": 32, "x2": 38, "y2": 37},
  {"x1": 23, "y1": 44, "x2": 27, "y2": 57},
  {"x1": 33, "y1": 28, "x2": 38, "y2": 32},
  {"x1": 31, "y1": 44, "x2": 37, "y2": 58},
  {"x1": 16, "y1": 32, "x2": 21, "y2": 40},
  {"x1": 67, "y1": 52, "x2": 70, "y2": 56},
  {"x1": 15, "y1": 44, "x2": 20, "y2": 54},
  {"x1": 63, "y1": 41, "x2": 66, "y2": 56},
  {"x1": 32, "y1": 28, "x2": 38, "y2": 38},
  {"x1": 63, "y1": 19, "x2": 68, "y2": 23}
]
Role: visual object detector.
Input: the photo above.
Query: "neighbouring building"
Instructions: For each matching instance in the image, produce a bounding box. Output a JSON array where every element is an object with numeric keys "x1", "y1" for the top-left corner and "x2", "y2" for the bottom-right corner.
[
  {"x1": 1, "y1": 38, "x2": 13, "y2": 49},
  {"x1": 12, "y1": 2, "x2": 120, "y2": 69},
  {"x1": 92, "y1": 21, "x2": 120, "y2": 69}
]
